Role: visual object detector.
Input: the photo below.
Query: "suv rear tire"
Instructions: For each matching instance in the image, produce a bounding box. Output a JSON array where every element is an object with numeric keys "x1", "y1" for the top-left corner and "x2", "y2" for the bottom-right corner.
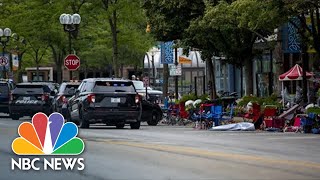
[
  {"x1": 11, "y1": 115, "x2": 19, "y2": 120},
  {"x1": 147, "y1": 111, "x2": 159, "y2": 126},
  {"x1": 130, "y1": 121, "x2": 141, "y2": 129},
  {"x1": 79, "y1": 109, "x2": 89, "y2": 129}
]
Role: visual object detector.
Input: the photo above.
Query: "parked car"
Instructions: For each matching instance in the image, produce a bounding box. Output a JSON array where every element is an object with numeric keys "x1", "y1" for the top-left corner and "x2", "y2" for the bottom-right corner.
[
  {"x1": 132, "y1": 80, "x2": 163, "y2": 126},
  {"x1": 56, "y1": 81, "x2": 81, "y2": 117},
  {"x1": 0, "y1": 79, "x2": 15, "y2": 115},
  {"x1": 9, "y1": 82, "x2": 57, "y2": 120},
  {"x1": 67, "y1": 78, "x2": 142, "y2": 129}
]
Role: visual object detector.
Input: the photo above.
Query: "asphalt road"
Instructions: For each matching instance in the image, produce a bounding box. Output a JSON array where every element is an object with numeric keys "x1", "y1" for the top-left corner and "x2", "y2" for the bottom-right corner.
[{"x1": 0, "y1": 114, "x2": 320, "y2": 180}]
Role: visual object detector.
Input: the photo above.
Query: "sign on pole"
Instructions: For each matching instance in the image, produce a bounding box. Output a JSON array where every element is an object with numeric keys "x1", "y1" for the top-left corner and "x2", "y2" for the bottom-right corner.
[
  {"x1": 0, "y1": 56, "x2": 8, "y2": 66},
  {"x1": 64, "y1": 54, "x2": 80, "y2": 71},
  {"x1": 169, "y1": 64, "x2": 182, "y2": 76}
]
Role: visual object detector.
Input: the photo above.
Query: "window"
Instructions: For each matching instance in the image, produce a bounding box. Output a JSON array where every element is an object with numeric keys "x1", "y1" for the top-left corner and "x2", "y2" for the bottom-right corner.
[
  {"x1": 79, "y1": 82, "x2": 87, "y2": 93},
  {"x1": 0, "y1": 83, "x2": 9, "y2": 94},
  {"x1": 93, "y1": 81, "x2": 135, "y2": 92},
  {"x1": 132, "y1": 81, "x2": 144, "y2": 90},
  {"x1": 13, "y1": 85, "x2": 45, "y2": 94}
]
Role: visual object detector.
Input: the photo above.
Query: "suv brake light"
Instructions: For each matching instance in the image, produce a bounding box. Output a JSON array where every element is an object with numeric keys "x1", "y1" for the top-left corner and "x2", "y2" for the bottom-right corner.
[
  {"x1": 59, "y1": 95, "x2": 66, "y2": 103},
  {"x1": 42, "y1": 93, "x2": 49, "y2": 101},
  {"x1": 87, "y1": 94, "x2": 95, "y2": 103},
  {"x1": 135, "y1": 94, "x2": 141, "y2": 104}
]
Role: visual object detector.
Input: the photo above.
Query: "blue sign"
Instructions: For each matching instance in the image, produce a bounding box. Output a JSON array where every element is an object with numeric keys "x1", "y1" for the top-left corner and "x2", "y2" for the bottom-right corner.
[
  {"x1": 160, "y1": 41, "x2": 174, "y2": 64},
  {"x1": 282, "y1": 17, "x2": 301, "y2": 53}
]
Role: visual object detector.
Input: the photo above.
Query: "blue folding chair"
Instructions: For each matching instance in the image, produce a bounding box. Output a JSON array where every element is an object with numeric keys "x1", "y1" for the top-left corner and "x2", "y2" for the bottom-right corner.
[{"x1": 212, "y1": 105, "x2": 223, "y2": 126}]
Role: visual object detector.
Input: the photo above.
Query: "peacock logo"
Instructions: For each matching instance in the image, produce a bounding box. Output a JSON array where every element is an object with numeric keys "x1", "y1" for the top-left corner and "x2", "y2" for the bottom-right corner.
[{"x1": 12, "y1": 112, "x2": 84, "y2": 155}]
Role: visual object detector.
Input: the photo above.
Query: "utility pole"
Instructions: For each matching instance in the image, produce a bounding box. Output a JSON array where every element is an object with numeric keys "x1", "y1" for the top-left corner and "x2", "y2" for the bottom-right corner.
[{"x1": 174, "y1": 46, "x2": 178, "y2": 100}]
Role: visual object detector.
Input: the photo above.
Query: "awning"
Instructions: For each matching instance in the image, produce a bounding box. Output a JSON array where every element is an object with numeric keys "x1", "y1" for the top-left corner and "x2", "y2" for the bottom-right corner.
[{"x1": 279, "y1": 64, "x2": 313, "y2": 81}]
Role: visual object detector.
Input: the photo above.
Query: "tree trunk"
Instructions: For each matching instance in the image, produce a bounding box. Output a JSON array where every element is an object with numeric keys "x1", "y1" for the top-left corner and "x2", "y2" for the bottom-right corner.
[
  {"x1": 109, "y1": 10, "x2": 119, "y2": 77},
  {"x1": 50, "y1": 45, "x2": 63, "y2": 83},
  {"x1": 163, "y1": 64, "x2": 169, "y2": 97},
  {"x1": 207, "y1": 58, "x2": 216, "y2": 99},
  {"x1": 17, "y1": 52, "x2": 25, "y2": 83},
  {"x1": 36, "y1": 51, "x2": 40, "y2": 81},
  {"x1": 244, "y1": 58, "x2": 253, "y2": 95}
]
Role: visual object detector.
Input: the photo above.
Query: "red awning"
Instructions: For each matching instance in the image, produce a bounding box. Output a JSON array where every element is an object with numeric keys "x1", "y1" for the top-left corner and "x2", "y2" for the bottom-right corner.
[{"x1": 279, "y1": 64, "x2": 313, "y2": 81}]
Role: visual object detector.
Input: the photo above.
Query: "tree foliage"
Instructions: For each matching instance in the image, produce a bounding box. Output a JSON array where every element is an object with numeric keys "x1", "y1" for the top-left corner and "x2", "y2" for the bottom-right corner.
[{"x1": 0, "y1": 0, "x2": 154, "y2": 82}]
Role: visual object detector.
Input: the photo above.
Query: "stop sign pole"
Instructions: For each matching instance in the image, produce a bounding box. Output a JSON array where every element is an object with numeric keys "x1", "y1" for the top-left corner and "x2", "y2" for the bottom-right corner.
[{"x1": 60, "y1": 13, "x2": 81, "y2": 80}]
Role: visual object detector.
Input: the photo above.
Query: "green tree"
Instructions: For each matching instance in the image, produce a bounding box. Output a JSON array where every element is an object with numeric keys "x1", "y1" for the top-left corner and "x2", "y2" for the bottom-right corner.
[
  {"x1": 277, "y1": 0, "x2": 320, "y2": 102},
  {"x1": 143, "y1": 0, "x2": 205, "y2": 96},
  {"x1": 199, "y1": 0, "x2": 283, "y2": 95},
  {"x1": 0, "y1": 0, "x2": 154, "y2": 82}
]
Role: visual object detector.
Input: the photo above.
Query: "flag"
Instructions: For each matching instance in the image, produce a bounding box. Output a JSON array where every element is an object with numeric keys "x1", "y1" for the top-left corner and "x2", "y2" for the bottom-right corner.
[
  {"x1": 178, "y1": 56, "x2": 192, "y2": 64},
  {"x1": 12, "y1": 53, "x2": 19, "y2": 71}
]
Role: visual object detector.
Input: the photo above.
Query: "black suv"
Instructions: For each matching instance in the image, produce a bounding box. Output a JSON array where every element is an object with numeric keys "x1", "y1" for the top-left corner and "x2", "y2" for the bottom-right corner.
[
  {"x1": 132, "y1": 80, "x2": 163, "y2": 126},
  {"x1": 9, "y1": 82, "x2": 57, "y2": 120},
  {"x1": 68, "y1": 78, "x2": 142, "y2": 129},
  {"x1": 56, "y1": 81, "x2": 81, "y2": 116},
  {"x1": 0, "y1": 79, "x2": 15, "y2": 114}
]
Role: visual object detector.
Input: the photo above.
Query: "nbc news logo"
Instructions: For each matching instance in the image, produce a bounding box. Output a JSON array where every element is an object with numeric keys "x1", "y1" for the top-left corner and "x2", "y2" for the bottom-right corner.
[{"x1": 11, "y1": 113, "x2": 85, "y2": 171}]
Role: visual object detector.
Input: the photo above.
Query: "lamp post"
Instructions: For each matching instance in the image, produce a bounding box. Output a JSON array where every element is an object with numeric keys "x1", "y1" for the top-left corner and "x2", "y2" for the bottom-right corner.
[
  {"x1": 11, "y1": 33, "x2": 26, "y2": 83},
  {"x1": 59, "y1": 13, "x2": 81, "y2": 80},
  {"x1": 150, "y1": 48, "x2": 158, "y2": 86},
  {"x1": 0, "y1": 28, "x2": 12, "y2": 79}
]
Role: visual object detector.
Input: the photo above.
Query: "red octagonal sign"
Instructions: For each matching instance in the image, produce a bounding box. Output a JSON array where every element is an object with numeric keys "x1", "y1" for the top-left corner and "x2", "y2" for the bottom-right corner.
[{"x1": 64, "y1": 54, "x2": 80, "y2": 71}]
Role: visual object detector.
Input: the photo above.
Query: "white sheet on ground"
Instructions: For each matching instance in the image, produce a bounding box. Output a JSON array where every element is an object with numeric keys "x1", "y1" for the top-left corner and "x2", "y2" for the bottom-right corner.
[{"x1": 210, "y1": 122, "x2": 255, "y2": 131}]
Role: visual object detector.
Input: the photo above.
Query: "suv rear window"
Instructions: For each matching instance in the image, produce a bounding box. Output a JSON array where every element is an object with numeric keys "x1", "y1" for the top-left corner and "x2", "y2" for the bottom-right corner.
[
  {"x1": 13, "y1": 85, "x2": 51, "y2": 94},
  {"x1": 0, "y1": 83, "x2": 9, "y2": 94},
  {"x1": 63, "y1": 84, "x2": 79, "y2": 95},
  {"x1": 93, "y1": 81, "x2": 135, "y2": 92}
]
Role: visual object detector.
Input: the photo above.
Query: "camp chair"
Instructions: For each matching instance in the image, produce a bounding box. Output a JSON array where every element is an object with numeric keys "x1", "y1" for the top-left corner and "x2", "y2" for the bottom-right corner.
[
  {"x1": 300, "y1": 113, "x2": 315, "y2": 133},
  {"x1": 212, "y1": 105, "x2": 223, "y2": 126},
  {"x1": 283, "y1": 114, "x2": 304, "y2": 133},
  {"x1": 178, "y1": 102, "x2": 189, "y2": 119},
  {"x1": 262, "y1": 105, "x2": 277, "y2": 129},
  {"x1": 219, "y1": 104, "x2": 235, "y2": 125}
]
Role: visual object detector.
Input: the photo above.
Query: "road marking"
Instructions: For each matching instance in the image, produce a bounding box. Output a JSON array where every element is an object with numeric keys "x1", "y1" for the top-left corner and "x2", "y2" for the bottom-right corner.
[{"x1": 100, "y1": 140, "x2": 320, "y2": 170}]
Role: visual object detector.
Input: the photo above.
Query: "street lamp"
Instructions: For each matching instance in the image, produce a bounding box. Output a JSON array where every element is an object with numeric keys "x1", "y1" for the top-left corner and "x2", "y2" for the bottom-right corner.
[
  {"x1": 150, "y1": 48, "x2": 157, "y2": 86},
  {"x1": 11, "y1": 33, "x2": 27, "y2": 82},
  {"x1": 0, "y1": 28, "x2": 12, "y2": 79},
  {"x1": 59, "y1": 13, "x2": 81, "y2": 80}
]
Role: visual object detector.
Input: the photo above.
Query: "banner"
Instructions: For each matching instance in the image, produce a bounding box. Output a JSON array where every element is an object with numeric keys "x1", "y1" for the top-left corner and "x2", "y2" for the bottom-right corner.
[
  {"x1": 160, "y1": 41, "x2": 174, "y2": 64},
  {"x1": 282, "y1": 17, "x2": 301, "y2": 53},
  {"x1": 12, "y1": 53, "x2": 19, "y2": 71}
]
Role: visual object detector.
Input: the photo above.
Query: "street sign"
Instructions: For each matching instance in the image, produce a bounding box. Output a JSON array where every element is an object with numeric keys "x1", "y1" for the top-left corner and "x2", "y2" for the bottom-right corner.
[
  {"x1": 64, "y1": 54, "x2": 80, "y2": 71},
  {"x1": 169, "y1": 64, "x2": 182, "y2": 76},
  {"x1": 143, "y1": 77, "x2": 149, "y2": 87},
  {"x1": 0, "y1": 56, "x2": 8, "y2": 65}
]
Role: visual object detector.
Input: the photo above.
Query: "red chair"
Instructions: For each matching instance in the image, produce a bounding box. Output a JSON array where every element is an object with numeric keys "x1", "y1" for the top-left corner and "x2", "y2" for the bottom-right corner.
[
  {"x1": 263, "y1": 106, "x2": 277, "y2": 128},
  {"x1": 179, "y1": 102, "x2": 189, "y2": 119}
]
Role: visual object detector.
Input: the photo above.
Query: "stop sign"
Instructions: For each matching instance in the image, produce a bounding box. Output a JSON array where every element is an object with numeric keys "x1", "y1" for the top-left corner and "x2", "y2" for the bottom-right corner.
[{"x1": 64, "y1": 54, "x2": 80, "y2": 71}]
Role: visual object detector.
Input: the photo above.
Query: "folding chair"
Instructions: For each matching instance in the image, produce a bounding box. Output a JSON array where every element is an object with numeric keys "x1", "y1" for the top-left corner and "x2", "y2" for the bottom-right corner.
[
  {"x1": 212, "y1": 105, "x2": 223, "y2": 126},
  {"x1": 219, "y1": 104, "x2": 234, "y2": 125}
]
